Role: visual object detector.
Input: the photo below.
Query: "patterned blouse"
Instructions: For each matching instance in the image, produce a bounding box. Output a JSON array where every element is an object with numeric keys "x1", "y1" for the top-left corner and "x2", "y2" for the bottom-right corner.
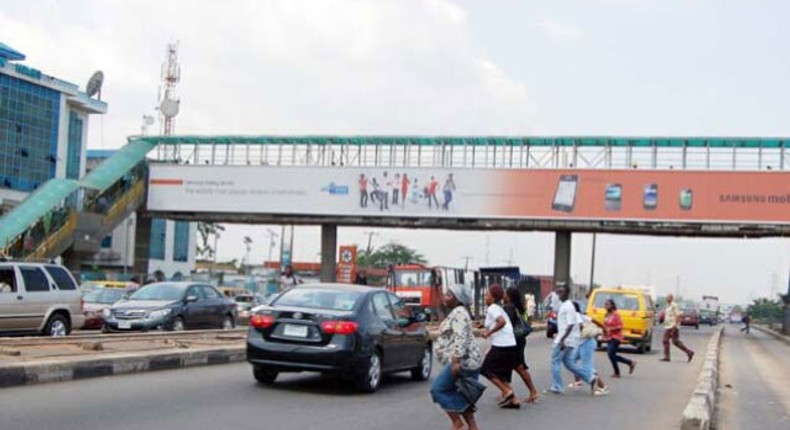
[{"x1": 435, "y1": 306, "x2": 483, "y2": 370}]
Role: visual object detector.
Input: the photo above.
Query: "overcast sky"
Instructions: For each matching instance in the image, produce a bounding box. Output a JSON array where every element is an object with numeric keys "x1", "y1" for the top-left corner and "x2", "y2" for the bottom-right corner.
[{"x1": 3, "y1": 0, "x2": 790, "y2": 304}]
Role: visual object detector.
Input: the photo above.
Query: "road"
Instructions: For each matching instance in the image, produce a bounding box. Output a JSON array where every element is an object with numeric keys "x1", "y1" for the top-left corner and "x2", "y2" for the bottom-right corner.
[
  {"x1": 718, "y1": 326, "x2": 790, "y2": 429},
  {"x1": 0, "y1": 326, "x2": 714, "y2": 430}
]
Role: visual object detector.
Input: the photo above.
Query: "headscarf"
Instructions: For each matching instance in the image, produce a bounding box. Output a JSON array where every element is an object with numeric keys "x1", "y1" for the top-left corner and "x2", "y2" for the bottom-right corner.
[{"x1": 448, "y1": 283, "x2": 473, "y2": 307}]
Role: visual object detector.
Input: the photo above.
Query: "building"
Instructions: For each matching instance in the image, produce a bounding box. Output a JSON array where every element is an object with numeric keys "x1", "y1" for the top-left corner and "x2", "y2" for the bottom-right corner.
[
  {"x1": 0, "y1": 42, "x2": 107, "y2": 214},
  {"x1": 85, "y1": 150, "x2": 197, "y2": 279}
]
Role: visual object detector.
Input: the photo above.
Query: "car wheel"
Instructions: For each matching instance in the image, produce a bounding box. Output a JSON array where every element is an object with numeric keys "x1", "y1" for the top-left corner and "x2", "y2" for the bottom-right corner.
[
  {"x1": 357, "y1": 352, "x2": 382, "y2": 393},
  {"x1": 170, "y1": 317, "x2": 185, "y2": 332},
  {"x1": 253, "y1": 366, "x2": 278, "y2": 384},
  {"x1": 45, "y1": 314, "x2": 69, "y2": 337},
  {"x1": 221, "y1": 315, "x2": 235, "y2": 330},
  {"x1": 411, "y1": 346, "x2": 433, "y2": 381}
]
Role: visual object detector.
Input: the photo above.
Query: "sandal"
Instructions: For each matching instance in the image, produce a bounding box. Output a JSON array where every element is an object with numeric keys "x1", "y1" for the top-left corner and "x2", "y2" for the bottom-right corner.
[
  {"x1": 500, "y1": 401, "x2": 521, "y2": 409},
  {"x1": 497, "y1": 392, "x2": 515, "y2": 407},
  {"x1": 524, "y1": 393, "x2": 541, "y2": 404},
  {"x1": 594, "y1": 386, "x2": 610, "y2": 396}
]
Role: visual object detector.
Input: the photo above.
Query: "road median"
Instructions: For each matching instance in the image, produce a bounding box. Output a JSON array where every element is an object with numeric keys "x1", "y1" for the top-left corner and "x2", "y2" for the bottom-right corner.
[{"x1": 680, "y1": 325, "x2": 724, "y2": 430}]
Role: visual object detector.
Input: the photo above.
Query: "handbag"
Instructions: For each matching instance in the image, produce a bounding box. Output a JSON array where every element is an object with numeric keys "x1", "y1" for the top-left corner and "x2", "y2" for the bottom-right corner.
[
  {"x1": 511, "y1": 310, "x2": 533, "y2": 339},
  {"x1": 456, "y1": 373, "x2": 486, "y2": 406}
]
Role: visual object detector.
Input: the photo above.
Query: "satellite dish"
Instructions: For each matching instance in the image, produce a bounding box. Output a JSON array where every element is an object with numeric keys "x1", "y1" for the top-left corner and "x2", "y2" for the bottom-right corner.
[
  {"x1": 86, "y1": 71, "x2": 104, "y2": 98},
  {"x1": 159, "y1": 99, "x2": 180, "y2": 118}
]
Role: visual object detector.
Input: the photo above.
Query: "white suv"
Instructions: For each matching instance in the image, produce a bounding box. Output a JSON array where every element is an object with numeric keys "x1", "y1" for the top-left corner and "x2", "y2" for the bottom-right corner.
[{"x1": 0, "y1": 261, "x2": 85, "y2": 336}]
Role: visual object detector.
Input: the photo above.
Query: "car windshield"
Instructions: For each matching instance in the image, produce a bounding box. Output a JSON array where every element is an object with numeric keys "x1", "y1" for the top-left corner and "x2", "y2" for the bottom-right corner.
[
  {"x1": 273, "y1": 288, "x2": 362, "y2": 311},
  {"x1": 129, "y1": 283, "x2": 186, "y2": 301},
  {"x1": 83, "y1": 288, "x2": 127, "y2": 304},
  {"x1": 593, "y1": 292, "x2": 640, "y2": 311},
  {"x1": 394, "y1": 270, "x2": 432, "y2": 286},
  {"x1": 235, "y1": 295, "x2": 254, "y2": 303}
]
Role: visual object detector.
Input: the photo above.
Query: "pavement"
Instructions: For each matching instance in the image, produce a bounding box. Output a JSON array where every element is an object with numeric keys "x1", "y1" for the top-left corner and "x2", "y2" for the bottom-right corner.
[
  {"x1": 717, "y1": 325, "x2": 790, "y2": 430},
  {"x1": 0, "y1": 326, "x2": 715, "y2": 430}
]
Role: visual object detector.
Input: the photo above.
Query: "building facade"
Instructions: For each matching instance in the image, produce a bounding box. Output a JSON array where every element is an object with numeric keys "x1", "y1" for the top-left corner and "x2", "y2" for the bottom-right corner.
[{"x1": 0, "y1": 42, "x2": 107, "y2": 214}]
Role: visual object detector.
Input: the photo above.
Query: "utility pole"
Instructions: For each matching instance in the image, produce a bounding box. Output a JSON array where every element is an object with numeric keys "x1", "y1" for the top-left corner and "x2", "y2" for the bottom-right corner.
[
  {"x1": 363, "y1": 231, "x2": 379, "y2": 256},
  {"x1": 461, "y1": 256, "x2": 473, "y2": 271},
  {"x1": 588, "y1": 233, "x2": 597, "y2": 291}
]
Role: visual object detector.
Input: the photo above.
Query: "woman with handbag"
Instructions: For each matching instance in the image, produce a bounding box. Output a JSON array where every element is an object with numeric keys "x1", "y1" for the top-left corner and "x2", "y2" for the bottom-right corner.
[
  {"x1": 504, "y1": 286, "x2": 540, "y2": 404},
  {"x1": 432, "y1": 283, "x2": 484, "y2": 430},
  {"x1": 604, "y1": 299, "x2": 637, "y2": 378},
  {"x1": 569, "y1": 301, "x2": 604, "y2": 389}
]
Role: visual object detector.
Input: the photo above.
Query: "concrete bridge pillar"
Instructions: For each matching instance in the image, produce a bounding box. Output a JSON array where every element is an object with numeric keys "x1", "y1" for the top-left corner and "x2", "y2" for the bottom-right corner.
[
  {"x1": 553, "y1": 231, "x2": 572, "y2": 289},
  {"x1": 320, "y1": 224, "x2": 337, "y2": 282}
]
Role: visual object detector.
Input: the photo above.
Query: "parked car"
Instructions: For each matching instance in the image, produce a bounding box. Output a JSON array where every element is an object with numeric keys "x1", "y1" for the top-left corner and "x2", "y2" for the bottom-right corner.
[
  {"x1": 247, "y1": 284, "x2": 432, "y2": 393},
  {"x1": 0, "y1": 261, "x2": 85, "y2": 336},
  {"x1": 102, "y1": 282, "x2": 236, "y2": 332},
  {"x1": 82, "y1": 287, "x2": 128, "y2": 329},
  {"x1": 680, "y1": 307, "x2": 700, "y2": 329},
  {"x1": 234, "y1": 294, "x2": 256, "y2": 323},
  {"x1": 588, "y1": 286, "x2": 656, "y2": 353}
]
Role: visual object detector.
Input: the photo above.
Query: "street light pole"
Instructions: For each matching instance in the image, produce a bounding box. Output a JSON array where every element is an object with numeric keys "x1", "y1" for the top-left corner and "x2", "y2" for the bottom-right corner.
[{"x1": 588, "y1": 233, "x2": 597, "y2": 292}]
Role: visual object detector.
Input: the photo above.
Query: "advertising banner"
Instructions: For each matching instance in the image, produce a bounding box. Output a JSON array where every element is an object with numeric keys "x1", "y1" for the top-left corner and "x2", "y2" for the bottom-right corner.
[
  {"x1": 148, "y1": 165, "x2": 790, "y2": 224},
  {"x1": 336, "y1": 245, "x2": 357, "y2": 284}
]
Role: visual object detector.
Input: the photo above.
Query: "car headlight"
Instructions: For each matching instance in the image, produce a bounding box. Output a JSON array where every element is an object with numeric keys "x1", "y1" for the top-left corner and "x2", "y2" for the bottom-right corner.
[
  {"x1": 146, "y1": 308, "x2": 172, "y2": 320},
  {"x1": 102, "y1": 308, "x2": 112, "y2": 319}
]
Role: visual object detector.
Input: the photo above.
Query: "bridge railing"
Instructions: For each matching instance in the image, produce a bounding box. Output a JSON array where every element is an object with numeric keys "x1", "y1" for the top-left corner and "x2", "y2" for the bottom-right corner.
[{"x1": 148, "y1": 137, "x2": 789, "y2": 171}]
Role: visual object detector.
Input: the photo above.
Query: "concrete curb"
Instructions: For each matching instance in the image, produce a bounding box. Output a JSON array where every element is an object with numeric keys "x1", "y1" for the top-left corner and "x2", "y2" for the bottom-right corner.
[
  {"x1": 752, "y1": 324, "x2": 790, "y2": 347},
  {"x1": 680, "y1": 325, "x2": 724, "y2": 430},
  {"x1": 0, "y1": 345, "x2": 245, "y2": 389}
]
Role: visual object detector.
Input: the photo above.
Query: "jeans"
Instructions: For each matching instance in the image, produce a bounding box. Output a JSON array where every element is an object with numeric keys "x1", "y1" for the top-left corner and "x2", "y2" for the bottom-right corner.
[
  {"x1": 576, "y1": 337, "x2": 597, "y2": 377},
  {"x1": 551, "y1": 343, "x2": 595, "y2": 392},
  {"x1": 431, "y1": 365, "x2": 481, "y2": 413},
  {"x1": 606, "y1": 339, "x2": 633, "y2": 376},
  {"x1": 443, "y1": 190, "x2": 453, "y2": 209},
  {"x1": 360, "y1": 190, "x2": 368, "y2": 208}
]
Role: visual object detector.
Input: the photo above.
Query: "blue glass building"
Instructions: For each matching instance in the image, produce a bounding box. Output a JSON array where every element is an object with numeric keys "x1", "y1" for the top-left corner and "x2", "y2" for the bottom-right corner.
[{"x1": 0, "y1": 42, "x2": 107, "y2": 212}]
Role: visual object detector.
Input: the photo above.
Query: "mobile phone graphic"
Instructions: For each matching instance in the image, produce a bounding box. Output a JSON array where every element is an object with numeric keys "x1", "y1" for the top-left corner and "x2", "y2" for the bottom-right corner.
[
  {"x1": 605, "y1": 184, "x2": 622, "y2": 211},
  {"x1": 643, "y1": 184, "x2": 658, "y2": 210},
  {"x1": 680, "y1": 189, "x2": 693, "y2": 211},
  {"x1": 552, "y1": 174, "x2": 579, "y2": 212}
]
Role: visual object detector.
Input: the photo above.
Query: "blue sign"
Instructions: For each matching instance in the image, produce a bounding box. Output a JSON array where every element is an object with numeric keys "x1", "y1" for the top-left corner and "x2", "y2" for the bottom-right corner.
[
  {"x1": 321, "y1": 182, "x2": 349, "y2": 195},
  {"x1": 14, "y1": 63, "x2": 41, "y2": 80}
]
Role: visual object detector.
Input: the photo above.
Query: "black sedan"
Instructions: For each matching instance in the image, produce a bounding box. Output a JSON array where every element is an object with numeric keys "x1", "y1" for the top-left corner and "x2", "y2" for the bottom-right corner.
[
  {"x1": 103, "y1": 282, "x2": 237, "y2": 332},
  {"x1": 246, "y1": 284, "x2": 432, "y2": 393}
]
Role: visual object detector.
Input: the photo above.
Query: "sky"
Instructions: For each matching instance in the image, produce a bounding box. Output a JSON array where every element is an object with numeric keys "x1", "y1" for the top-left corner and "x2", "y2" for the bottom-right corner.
[{"x1": 3, "y1": 0, "x2": 790, "y2": 304}]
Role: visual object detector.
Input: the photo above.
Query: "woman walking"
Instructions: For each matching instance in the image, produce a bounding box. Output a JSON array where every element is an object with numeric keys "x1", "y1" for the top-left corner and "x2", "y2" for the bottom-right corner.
[
  {"x1": 432, "y1": 284, "x2": 483, "y2": 430},
  {"x1": 503, "y1": 286, "x2": 540, "y2": 404},
  {"x1": 481, "y1": 284, "x2": 521, "y2": 409},
  {"x1": 604, "y1": 299, "x2": 637, "y2": 378}
]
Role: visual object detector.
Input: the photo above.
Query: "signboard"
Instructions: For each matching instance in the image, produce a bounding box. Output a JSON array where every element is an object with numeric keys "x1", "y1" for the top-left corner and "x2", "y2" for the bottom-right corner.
[
  {"x1": 148, "y1": 165, "x2": 790, "y2": 224},
  {"x1": 336, "y1": 245, "x2": 358, "y2": 284}
]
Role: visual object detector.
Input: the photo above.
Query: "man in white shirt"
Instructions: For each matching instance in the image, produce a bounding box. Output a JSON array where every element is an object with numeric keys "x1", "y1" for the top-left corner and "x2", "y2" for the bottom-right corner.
[
  {"x1": 550, "y1": 284, "x2": 608, "y2": 395},
  {"x1": 279, "y1": 265, "x2": 302, "y2": 290}
]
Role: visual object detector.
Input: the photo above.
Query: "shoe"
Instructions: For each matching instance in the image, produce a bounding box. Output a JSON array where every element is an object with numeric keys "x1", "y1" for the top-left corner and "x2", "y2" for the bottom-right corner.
[
  {"x1": 594, "y1": 386, "x2": 610, "y2": 396},
  {"x1": 687, "y1": 351, "x2": 695, "y2": 363},
  {"x1": 629, "y1": 361, "x2": 637, "y2": 375},
  {"x1": 500, "y1": 402, "x2": 521, "y2": 410},
  {"x1": 567, "y1": 381, "x2": 584, "y2": 389},
  {"x1": 497, "y1": 392, "x2": 515, "y2": 407},
  {"x1": 659, "y1": 358, "x2": 670, "y2": 362},
  {"x1": 590, "y1": 376, "x2": 600, "y2": 395}
]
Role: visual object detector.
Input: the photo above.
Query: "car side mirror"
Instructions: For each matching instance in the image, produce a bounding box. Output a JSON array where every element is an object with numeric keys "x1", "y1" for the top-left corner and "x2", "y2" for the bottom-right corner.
[
  {"x1": 185, "y1": 295, "x2": 198, "y2": 303},
  {"x1": 413, "y1": 312, "x2": 428, "y2": 323}
]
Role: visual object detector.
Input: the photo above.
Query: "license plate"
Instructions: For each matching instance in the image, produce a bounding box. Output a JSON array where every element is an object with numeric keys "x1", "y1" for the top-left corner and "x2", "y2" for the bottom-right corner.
[
  {"x1": 283, "y1": 324, "x2": 308, "y2": 337},
  {"x1": 118, "y1": 320, "x2": 132, "y2": 329}
]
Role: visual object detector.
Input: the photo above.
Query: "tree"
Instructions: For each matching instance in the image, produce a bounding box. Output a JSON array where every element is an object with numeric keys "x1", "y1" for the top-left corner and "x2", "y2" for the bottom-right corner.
[
  {"x1": 747, "y1": 297, "x2": 784, "y2": 324},
  {"x1": 196, "y1": 222, "x2": 225, "y2": 259},
  {"x1": 357, "y1": 242, "x2": 427, "y2": 269}
]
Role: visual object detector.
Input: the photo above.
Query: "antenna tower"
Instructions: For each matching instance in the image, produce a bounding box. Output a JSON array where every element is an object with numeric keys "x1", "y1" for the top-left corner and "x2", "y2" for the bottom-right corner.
[{"x1": 158, "y1": 42, "x2": 181, "y2": 137}]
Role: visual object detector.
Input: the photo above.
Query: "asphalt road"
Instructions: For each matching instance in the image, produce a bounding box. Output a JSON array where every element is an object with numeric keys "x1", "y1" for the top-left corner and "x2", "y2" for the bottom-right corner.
[
  {"x1": 0, "y1": 326, "x2": 715, "y2": 430},
  {"x1": 718, "y1": 326, "x2": 790, "y2": 430}
]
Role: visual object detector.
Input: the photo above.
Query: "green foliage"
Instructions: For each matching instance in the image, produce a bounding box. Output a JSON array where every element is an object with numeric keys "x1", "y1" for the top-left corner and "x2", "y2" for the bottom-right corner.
[
  {"x1": 357, "y1": 242, "x2": 427, "y2": 269},
  {"x1": 747, "y1": 297, "x2": 784, "y2": 323}
]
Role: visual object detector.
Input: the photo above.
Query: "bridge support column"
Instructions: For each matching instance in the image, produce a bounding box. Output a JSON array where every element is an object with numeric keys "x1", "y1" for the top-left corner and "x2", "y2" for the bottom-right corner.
[
  {"x1": 320, "y1": 224, "x2": 337, "y2": 282},
  {"x1": 553, "y1": 231, "x2": 572, "y2": 289},
  {"x1": 133, "y1": 213, "x2": 151, "y2": 278}
]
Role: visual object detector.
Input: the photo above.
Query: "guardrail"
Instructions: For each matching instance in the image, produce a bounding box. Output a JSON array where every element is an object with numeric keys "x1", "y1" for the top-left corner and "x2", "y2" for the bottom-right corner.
[{"x1": 0, "y1": 327, "x2": 247, "y2": 347}]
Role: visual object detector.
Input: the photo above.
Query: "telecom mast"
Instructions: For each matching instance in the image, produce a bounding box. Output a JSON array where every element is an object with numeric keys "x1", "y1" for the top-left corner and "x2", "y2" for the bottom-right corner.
[{"x1": 158, "y1": 42, "x2": 181, "y2": 137}]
